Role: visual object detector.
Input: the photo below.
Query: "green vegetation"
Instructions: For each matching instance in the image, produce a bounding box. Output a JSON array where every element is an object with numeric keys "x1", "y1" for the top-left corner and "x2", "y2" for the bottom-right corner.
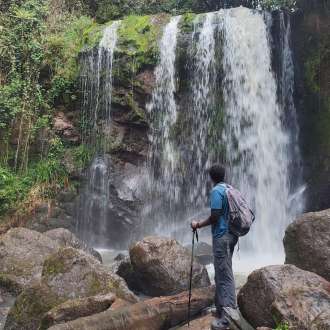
[
  {"x1": 275, "y1": 321, "x2": 289, "y2": 330},
  {"x1": 116, "y1": 14, "x2": 167, "y2": 76},
  {"x1": 71, "y1": 144, "x2": 93, "y2": 169},
  {"x1": 0, "y1": 137, "x2": 68, "y2": 216},
  {"x1": 94, "y1": 0, "x2": 194, "y2": 23},
  {"x1": 260, "y1": 0, "x2": 296, "y2": 10},
  {"x1": 0, "y1": 0, "x2": 314, "y2": 223},
  {"x1": 305, "y1": 36, "x2": 330, "y2": 95},
  {"x1": 179, "y1": 12, "x2": 197, "y2": 33},
  {"x1": 0, "y1": 0, "x2": 100, "y2": 219},
  {"x1": 0, "y1": 0, "x2": 48, "y2": 170},
  {"x1": 44, "y1": 16, "x2": 98, "y2": 104}
]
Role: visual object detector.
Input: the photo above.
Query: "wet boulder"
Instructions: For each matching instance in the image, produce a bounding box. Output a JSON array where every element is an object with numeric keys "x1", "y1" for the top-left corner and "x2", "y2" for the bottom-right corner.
[
  {"x1": 283, "y1": 209, "x2": 330, "y2": 281},
  {"x1": 44, "y1": 228, "x2": 102, "y2": 262},
  {"x1": 129, "y1": 236, "x2": 210, "y2": 296},
  {"x1": 40, "y1": 247, "x2": 137, "y2": 303},
  {"x1": 0, "y1": 228, "x2": 59, "y2": 294},
  {"x1": 4, "y1": 247, "x2": 137, "y2": 330},
  {"x1": 110, "y1": 254, "x2": 141, "y2": 292},
  {"x1": 4, "y1": 283, "x2": 63, "y2": 330},
  {"x1": 238, "y1": 264, "x2": 330, "y2": 329},
  {"x1": 186, "y1": 241, "x2": 213, "y2": 265}
]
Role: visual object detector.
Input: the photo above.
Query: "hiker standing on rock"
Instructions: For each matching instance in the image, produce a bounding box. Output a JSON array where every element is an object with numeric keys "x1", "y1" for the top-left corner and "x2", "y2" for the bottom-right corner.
[{"x1": 191, "y1": 164, "x2": 254, "y2": 330}]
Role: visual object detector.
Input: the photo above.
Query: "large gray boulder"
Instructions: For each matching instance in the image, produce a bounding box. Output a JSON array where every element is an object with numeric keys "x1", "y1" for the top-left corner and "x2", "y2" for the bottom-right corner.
[
  {"x1": 283, "y1": 209, "x2": 330, "y2": 281},
  {"x1": 4, "y1": 247, "x2": 138, "y2": 330},
  {"x1": 129, "y1": 236, "x2": 210, "y2": 296},
  {"x1": 238, "y1": 264, "x2": 330, "y2": 329},
  {"x1": 0, "y1": 228, "x2": 59, "y2": 294},
  {"x1": 44, "y1": 228, "x2": 102, "y2": 262},
  {"x1": 110, "y1": 254, "x2": 140, "y2": 292},
  {"x1": 185, "y1": 241, "x2": 213, "y2": 265}
]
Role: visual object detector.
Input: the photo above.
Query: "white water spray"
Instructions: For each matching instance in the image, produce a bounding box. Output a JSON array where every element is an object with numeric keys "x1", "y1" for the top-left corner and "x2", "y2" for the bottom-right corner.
[
  {"x1": 189, "y1": 13, "x2": 217, "y2": 206},
  {"x1": 222, "y1": 7, "x2": 298, "y2": 258},
  {"x1": 146, "y1": 16, "x2": 182, "y2": 232}
]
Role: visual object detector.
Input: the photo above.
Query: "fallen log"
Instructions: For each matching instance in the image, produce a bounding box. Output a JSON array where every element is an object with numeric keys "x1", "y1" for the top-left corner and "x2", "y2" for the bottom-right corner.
[
  {"x1": 48, "y1": 286, "x2": 214, "y2": 330},
  {"x1": 40, "y1": 294, "x2": 116, "y2": 329}
]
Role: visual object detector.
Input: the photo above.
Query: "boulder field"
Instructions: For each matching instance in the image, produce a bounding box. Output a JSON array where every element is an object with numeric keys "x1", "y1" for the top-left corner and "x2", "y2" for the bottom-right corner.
[
  {"x1": 0, "y1": 229, "x2": 213, "y2": 330},
  {"x1": 1, "y1": 208, "x2": 330, "y2": 330},
  {"x1": 238, "y1": 264, "x2": 330, "y2": 330},
  {"x1": 238, "y1": 208, "x2": 330, "y2": 330},
  {"x1": 0, "y1": 227, "x2": 101, "y2": 295},
  {"x1": 283, "y1": 208, "x2": 330, "y2": 281}
]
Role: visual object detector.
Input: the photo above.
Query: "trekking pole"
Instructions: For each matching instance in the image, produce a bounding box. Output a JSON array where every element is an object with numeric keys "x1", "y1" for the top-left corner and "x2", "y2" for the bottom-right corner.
[{"x1": 188, "y1": 228, "x2": 198, "y2": 327}]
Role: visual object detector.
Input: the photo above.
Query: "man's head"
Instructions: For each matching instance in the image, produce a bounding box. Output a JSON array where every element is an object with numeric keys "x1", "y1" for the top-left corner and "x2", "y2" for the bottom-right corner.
[{"x1": 208, "y1": 164, "x2": 225, "y2": 184}]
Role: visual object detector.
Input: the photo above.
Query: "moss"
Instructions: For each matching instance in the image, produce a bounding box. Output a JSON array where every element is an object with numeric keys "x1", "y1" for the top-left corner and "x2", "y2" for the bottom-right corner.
[
  {"x1": 305, "y1": 53, "x2": 321, "y2": 94},
  {"x1": 116, "y1": 14, "x2": 169, "y2": 74},
  {"x1": 42, "y1": 252, "x2": 66, "y2": 278},
  {"x1": 82, "y1": 22, "x2": 104, "y2": 49},
  {"x1": 126, "y1": 93, "x2": 148, "y2": 123},
  {"x1": 179, "y1": 12, "x2": 197, "y2": 33},
  {"x1": 304, "y1": 35, "x2": 330, "y2": 96},
  {"x1": 6, "y1": 284, "x2": 62, "y2": 330},
  {"x1": 87, "y1": 273, "x2": 103, "y2": 295},
  {"x1": 0, "y1": 273, "x2": 23, "y2": 295}
]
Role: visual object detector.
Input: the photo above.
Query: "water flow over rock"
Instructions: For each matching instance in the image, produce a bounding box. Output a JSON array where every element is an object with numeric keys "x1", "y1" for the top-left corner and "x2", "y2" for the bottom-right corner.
[
  {"x1": 77, "y1": 22, "x2": 120, "y2": 248},
  {"x1": 222, "y1": 7, "x2": 300, "y2": 255},
  {"x1": 145, "y1": 7, "x2": 304, "y2": 266},
  {"x1": 145, "y1": 16, "x2": 182, "y2": 234}
]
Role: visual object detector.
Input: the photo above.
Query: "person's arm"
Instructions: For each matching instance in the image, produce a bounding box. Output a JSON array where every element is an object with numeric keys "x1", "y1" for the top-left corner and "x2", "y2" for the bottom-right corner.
[
  {"x1": 191, "y1": 189, "x2": 223, "y2": 230},
  {"x1": 191, "y1": 209, "x2": 223, "y2": 229}
]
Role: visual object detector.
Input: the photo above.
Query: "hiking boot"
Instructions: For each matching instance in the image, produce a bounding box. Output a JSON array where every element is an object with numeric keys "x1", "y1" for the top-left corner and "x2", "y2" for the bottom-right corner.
[{"x1": 211, "y1": 317, "x2": 230, "y2": 330}]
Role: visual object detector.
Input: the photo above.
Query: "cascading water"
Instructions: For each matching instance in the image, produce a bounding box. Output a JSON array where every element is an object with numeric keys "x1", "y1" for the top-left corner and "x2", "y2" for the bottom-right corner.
[
  {"x1": 145, "y1": 16, "x2": 182, "y2": 235},
  {"x1": 189, "y1": 12, "x2": 218, "y2": 206},
  {"x1": 80, "y1": 21, "x2": 120, "y2": 149},
  {"x1": 222, "y1": 8, "x2": 295, "y2": 259},
  {"x1": 77, "y1": 21, "x2": 120, "y2": 248},
  {"x1": 145, "y1": 13, "x2": 223, "y2": 239},
  {"x1": 145, "y1": 7, "x2": 304, "y2": 270},
  {"x1": 74, "y1": 7, "x2": 304, "y2": 271}
]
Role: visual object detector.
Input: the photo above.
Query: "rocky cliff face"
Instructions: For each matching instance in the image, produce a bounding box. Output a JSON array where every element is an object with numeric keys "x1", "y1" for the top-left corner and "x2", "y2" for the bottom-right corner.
[{"x1": 292, "y1": 0, "x2": 330, "y2": 211}]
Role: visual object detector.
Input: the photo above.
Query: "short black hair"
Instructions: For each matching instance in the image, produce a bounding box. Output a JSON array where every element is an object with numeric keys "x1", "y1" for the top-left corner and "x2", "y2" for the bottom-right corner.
[{"x1": 208, "y1": 164, "x2": 225, "y2": 183}]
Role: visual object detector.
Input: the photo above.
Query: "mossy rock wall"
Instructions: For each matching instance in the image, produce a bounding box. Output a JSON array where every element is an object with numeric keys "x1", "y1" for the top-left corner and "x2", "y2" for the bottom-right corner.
[{"x1": 292, "y1": 0, "x2": 330, "y2": 210}]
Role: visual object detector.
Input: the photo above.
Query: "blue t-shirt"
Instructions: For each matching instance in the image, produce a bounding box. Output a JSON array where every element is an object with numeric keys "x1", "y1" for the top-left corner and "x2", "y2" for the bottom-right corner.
[{"x1": 210, "y1": 183, "x2": 229, "y2": 238}]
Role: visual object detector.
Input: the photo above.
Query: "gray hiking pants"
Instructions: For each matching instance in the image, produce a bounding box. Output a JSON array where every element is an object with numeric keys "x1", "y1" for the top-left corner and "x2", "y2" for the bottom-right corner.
[{"x1": 213, "y1": 232, "x2": 238, "y2": 313}]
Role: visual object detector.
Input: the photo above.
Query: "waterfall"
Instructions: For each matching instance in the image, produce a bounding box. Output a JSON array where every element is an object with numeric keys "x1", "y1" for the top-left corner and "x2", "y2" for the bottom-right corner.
[
  {"x1": 189, "y1": 12, "x2": 218, "y2": 206},
  {"x1": 77, "y1": 21, "x2": 120, "y2": 248},
  {"x1": 80, "y1": 21, "x2": 120, "y2": 149},
  {"x1": 222, "y1": 7, "x2": 294, "y2": 256},
  {"x1": 145, "y1": 16, "x2": 182, "y2": 234},
  {"x1": 145, "y1": 7, "x2": 304, "y2": 268},
  {"x1": 74, "y1": 7, "x2": 304, "y2": 268}
]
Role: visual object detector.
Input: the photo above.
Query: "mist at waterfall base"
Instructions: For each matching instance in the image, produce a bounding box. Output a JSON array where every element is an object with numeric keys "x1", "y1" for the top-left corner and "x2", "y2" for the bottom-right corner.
[{"x1": 76, "y1": 8, "x2": 305, "y2": 274}]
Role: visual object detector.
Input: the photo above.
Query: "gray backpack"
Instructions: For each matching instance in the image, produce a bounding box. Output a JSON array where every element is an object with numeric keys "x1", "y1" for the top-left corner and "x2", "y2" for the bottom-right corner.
[{"x1": 221, "y1": 184, "x2": 255, "y2": 237}]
